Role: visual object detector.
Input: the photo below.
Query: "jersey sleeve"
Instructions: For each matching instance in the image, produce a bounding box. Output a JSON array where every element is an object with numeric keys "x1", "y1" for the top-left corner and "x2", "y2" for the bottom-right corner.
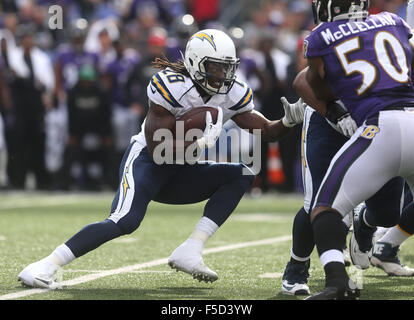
[
  {"x1": 147, "y1": 71, "x2": 184, "y2": 116},
  {"x1": 228, "y1": 80, "x2": 254, "y2": 114},
  {"x1": 303, "y1": 25, "x2": 331, "y2": 58}
]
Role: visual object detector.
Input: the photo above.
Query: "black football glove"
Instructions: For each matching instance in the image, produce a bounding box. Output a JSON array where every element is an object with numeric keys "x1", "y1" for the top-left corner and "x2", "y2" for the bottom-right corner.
[{"x1": 326, "y1": 100, "x2": 358, "y2": 138}]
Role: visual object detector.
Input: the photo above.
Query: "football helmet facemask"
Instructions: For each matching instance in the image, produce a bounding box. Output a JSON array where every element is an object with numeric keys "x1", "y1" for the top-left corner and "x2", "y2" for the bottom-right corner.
[
  {"x1": 312, "y1": 0, "x2": 370, "y2": 24},
  {"x1": 183, "y1": 29, "x2": 240, "y2": 95}
]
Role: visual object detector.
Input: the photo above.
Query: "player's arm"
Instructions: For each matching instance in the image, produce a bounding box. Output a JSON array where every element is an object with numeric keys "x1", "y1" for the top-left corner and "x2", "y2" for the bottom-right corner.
[
  {"x1": 232, "y1": 110, "x2": 290, "y2": 142},
  {"x1": 305, "y1": 57, "x2": 338, "y2": 114},
  {"x1": 144, "y1": 100, "x2": 198, "y2": 160},
  {"x1": 233, "y1": 95, "x2": 307, "y2": 141},
  {"x1": 295, "y1": 64, "x2": 358, "y2": 137},
  {"x1": 293, "y1": 67, "x2": 327, "y2": 114}
]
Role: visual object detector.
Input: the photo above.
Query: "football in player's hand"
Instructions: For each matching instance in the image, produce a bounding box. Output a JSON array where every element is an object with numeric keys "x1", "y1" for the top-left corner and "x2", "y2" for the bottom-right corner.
[{"x1": 176, "y1": 107, "x2": 218, "y2": 132}]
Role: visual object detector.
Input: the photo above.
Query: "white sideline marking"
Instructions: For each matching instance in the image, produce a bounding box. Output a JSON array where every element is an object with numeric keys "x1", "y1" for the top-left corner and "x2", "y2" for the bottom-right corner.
[
  {"x1": 0, "y1": 199, "x2": 78, "y2": 210},
  {"x1": 64, "y1": 269, "x2": 173, "y2": 274},
  {"x1": 232, "y1": 213, "x2": 292, "y2": 222},
  {"x1": 0, "y1": 198, "x2": 101, "y2": 210},
  {"x1": 0, "y1": 193, "x2": 113, "y2": 210},
  {"x1": 259, "y1": 272, "x2": 283, "y2": 279},
  {"x1": 1, "y1": 235, "x2": 291, "y2": 300}
]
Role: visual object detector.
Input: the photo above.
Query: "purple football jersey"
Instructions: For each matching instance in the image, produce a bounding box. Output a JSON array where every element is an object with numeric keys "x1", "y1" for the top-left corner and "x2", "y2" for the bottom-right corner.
[
  {"x1": 55, "y1": 44, "x2": 100, "y2": 90},
  {"x1": 304, "y1": 12, "x2": 414, "y2": 125},
  {"x1": 105, "y1": 49, "x2": 140, "y2": 106}
]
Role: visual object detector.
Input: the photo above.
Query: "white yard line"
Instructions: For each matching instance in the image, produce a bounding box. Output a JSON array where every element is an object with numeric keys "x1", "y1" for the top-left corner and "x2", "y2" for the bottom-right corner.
[
  {"x1": 231, "y1": 213, "x2": 292, "y2": 222},
  {"x1": 0, "y1": 235, "x2": 291, "y2": 300},
  {"x1": 0, "y1": 199, "x2": 83, "y2": 210},
  {"x1": 259, "y1": 272, "x2": 284, "y2": 279},
  {"x1": 0, "y1": 192, "x2": 115, "y2": 210},
  {"x1": 0, "y1": 197, "x2": 108, "y2": 210}
]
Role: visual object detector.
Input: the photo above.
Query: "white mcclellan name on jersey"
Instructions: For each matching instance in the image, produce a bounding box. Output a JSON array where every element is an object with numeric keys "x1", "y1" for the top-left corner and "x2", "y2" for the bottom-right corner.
[{"x1": 131, "y1": 67, "x2": 255, "y2": 147}]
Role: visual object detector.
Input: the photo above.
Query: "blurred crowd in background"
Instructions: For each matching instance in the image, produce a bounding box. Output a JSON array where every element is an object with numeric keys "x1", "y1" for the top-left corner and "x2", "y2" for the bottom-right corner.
[{"x1": 0, "y1": 0, "x2": 409, "y2": 193}]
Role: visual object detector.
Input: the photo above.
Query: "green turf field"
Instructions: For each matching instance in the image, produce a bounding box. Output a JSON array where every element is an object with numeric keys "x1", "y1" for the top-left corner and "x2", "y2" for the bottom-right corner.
[{"x1": 1, "y1": 192, "x2": 414, "y2": 300}]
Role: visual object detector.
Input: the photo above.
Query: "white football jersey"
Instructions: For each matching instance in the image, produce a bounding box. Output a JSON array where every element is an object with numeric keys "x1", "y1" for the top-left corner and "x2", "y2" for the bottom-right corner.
[
  {"x1": 407, "y1": 0, "x2": 414, "y2": 28},
  {"x1": 131, "y1": 67, "x2": 255, "y2": 147}
]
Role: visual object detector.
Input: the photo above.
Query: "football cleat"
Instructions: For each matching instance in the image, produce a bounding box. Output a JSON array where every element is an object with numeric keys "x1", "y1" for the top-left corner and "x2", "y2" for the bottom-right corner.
[
  {"x1": 281, "y1": 260, "x2": 310, "y2": 295},
  {"x1": 349, "y1": 206, "x2": 376, "y2": 269},
  {"x1": 18, "y1": 259, "x2": 62, "y2": 289},
  {"x1": 342, "y1": 219, "x2": 352, "y2": 267},
  {"x1": 168, "y1": 241, "x2": 218, "y2": 283},
  {"x1": 349, "y1": 233, "x2": 371, "y2": 269},
  {"x1": 305, "y1": 278, "x2": 360, "y2": 300},
  {"x1": 370, "y1": 242, "x2": 414, "y2": 276},
  {"x1": 343, "y1": 246, "x2": 351, "y2": 267},
  {"x1": 352, "y1": 205, "x2": 377, "y2": 252}
]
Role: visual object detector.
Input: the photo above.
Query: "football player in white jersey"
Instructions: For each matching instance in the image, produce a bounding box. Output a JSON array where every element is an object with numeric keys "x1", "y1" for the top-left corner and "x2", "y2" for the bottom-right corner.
[{"x1": 18, "y1": 29, "x2": 306, "y2": 289}]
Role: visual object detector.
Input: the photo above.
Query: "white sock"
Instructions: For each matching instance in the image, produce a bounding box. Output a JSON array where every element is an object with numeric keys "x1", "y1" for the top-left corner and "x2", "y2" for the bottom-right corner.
[
  {"x1": 187, "y1": 217, "x2": 219, "y2": 249},
  {"x1": 320, "y1": 249, "x2": 345, "y2": 267},
  {"x1": 45, "y1": 244, "x2": 76, "y2": 267},
  {"x1": 379, "y1": 225, "x2": 411, "y2": 248}
]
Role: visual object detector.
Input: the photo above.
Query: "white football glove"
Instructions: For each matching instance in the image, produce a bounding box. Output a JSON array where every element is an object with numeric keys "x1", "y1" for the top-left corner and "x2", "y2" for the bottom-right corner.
[
  {"x1": 197, "y1": 107, "x2": 223, "y2": 149},
  {"x1": 336, "y1": 113, "x2": 358, "y2": 138},
  {"x1": 281, "y1": 97, "x2": 306, "y2": 127}
]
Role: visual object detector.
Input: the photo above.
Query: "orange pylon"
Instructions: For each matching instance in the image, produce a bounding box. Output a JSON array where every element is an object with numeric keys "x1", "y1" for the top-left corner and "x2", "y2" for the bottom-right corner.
[{"x1": 267, "y1": 142, "x2": 285, "y2": 184}]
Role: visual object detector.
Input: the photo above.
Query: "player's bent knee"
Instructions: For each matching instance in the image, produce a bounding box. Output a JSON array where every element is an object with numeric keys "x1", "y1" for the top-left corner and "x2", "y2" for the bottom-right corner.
[
  {"x1": 365, "y1": 205, "x2": 400, "y2": 227},
  {"x1": 375, "y1": 207, "x2": 401, "y2": 227},
  {"x1": 233, "y1": 174, "x2": 254, "y2": 194},
  {"x1": 310, "y1": 206, "x2": 324, "y2": 223},
  {"x1": 310, "y1": 206, "x2": 337, "y2": 223},
  {"x1": 239, "y1": 171, "x2": 255, "y2": 188},
  {"x1": 234, "y1": 164, "x2": 255, "y2": 186},
  {"x1": 374, "y1": 214, "x2": 400, "y2": 228},
  {"x1": 114, "y1": 215, "x2": 143, "y2": 235},
  {"x1": 218, "y1": 163, "x2": 254, "y2": 190},
  {"x1": 117, "y1": 221, "x2": 141, "y2": 235}
]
